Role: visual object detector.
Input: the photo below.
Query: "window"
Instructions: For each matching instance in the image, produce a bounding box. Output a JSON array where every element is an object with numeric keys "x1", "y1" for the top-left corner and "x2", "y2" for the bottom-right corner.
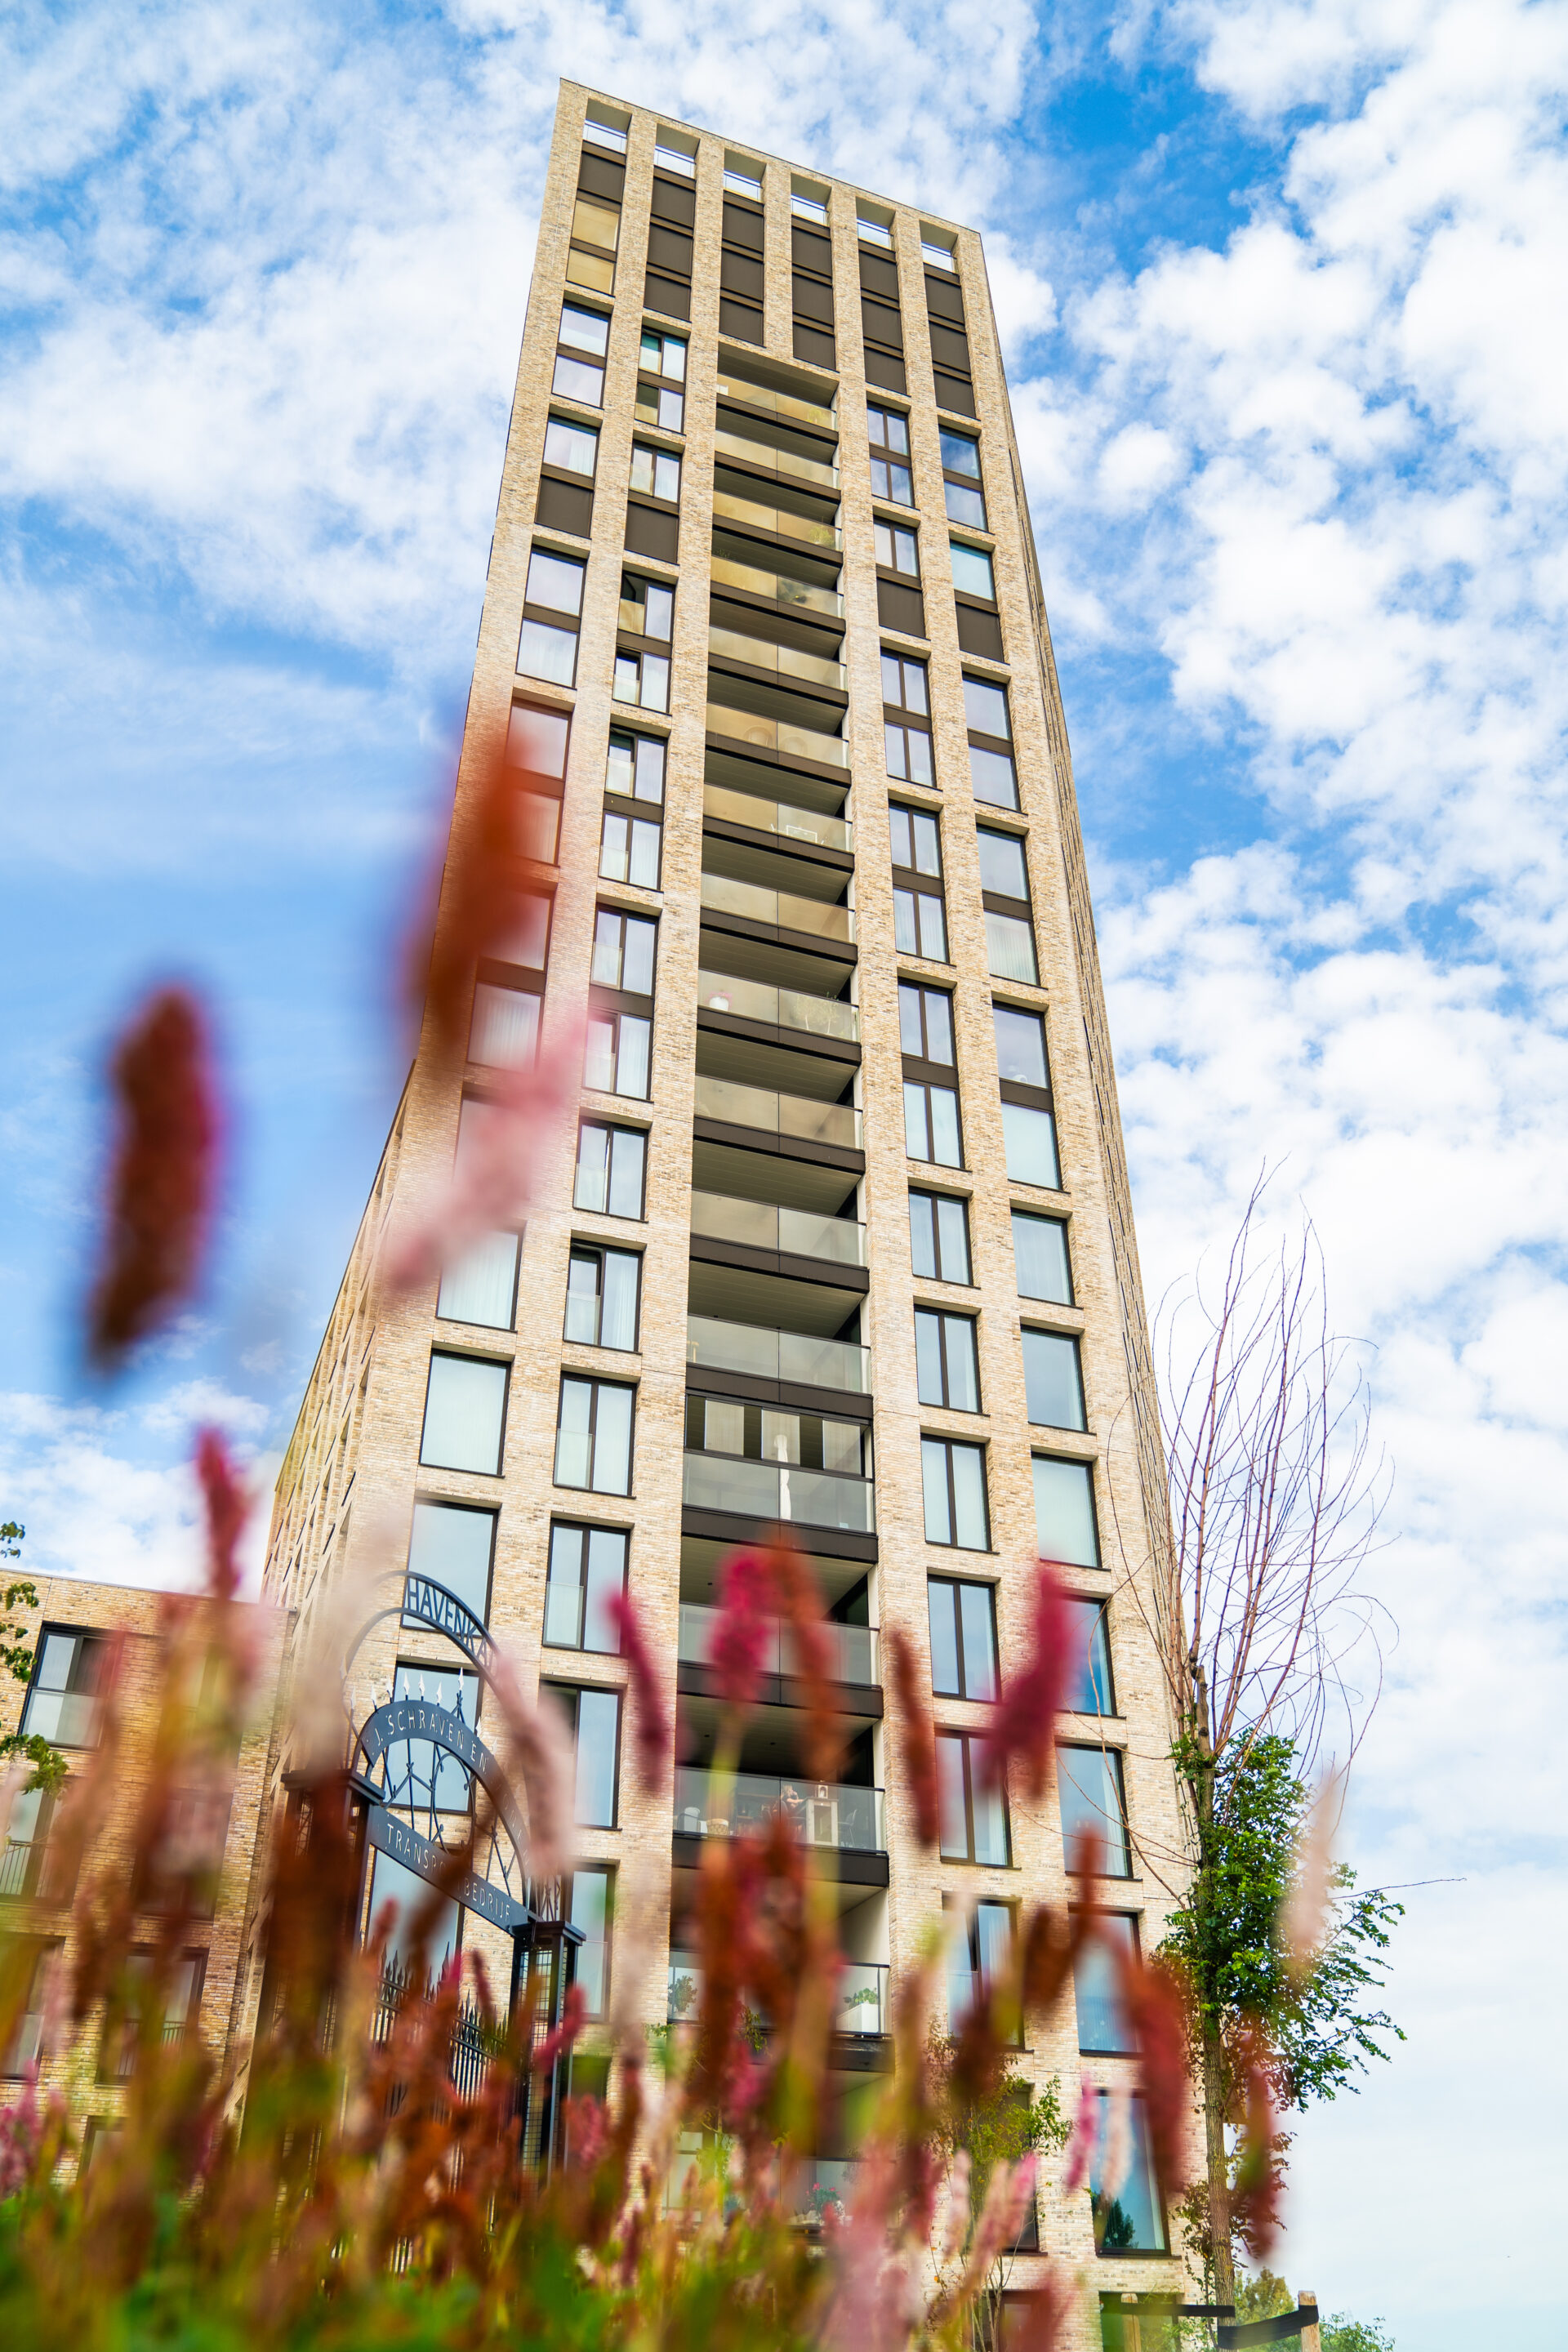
[
  {"x1": 0, "y1": 1785, "x2": 63, "y2": 1902},
  {"x1": 905, "y1": 1081, "x2": 961, "y2": 1166},
  {"x1": 420, "y1": 1352, "x2": 508, "y2": 1476},
  {"x1": 591, "y1": 908, "x2": 657, "y2": 994},
  {"x1": 922, "y1": 1437, "x2": 990, "y2": 1550},
  {"x1": 553, "y1": 301, "x2": 610, "y2": 404},
  {"x1": 890, "y1": 804, "x2": 946, "y2": 960},
  {"x1": 390, "y1": 1661, "x2": 479, "y2": 1812},
  {"x1": 941, "y1": 427, "x2": 987, "y2": 528},
  {"x1": 995, "y1": 1005, "x2": 1059, "y2": 1188},
  {"x1": 928, "y1": 1576, "x2": 998, "y2": 1699},
  {"x1": 791, "y1": 188, "x2": 828, "y2": 222},
  {"x1": 568, "y1": 1866, "x2": 615, "y2": 2016},
  {"x1": 1059, "y1": 1744, "x2": 1132, "y2": 1877},
  {"x1": 964, "y1": 674, "x2": 1017, "y2": 808},
  {"x1": 555, "y1": 1375, "x2": 635, "y2": 1494},
  {"x1": 101, "y1": 1950, "x2": 203, "y2": 2081},
  {"x1": 630, "y1": 442, "x2": 681, "y2": 501},
  {"x1": 370, "y1": 1849, "x2": 461, "y2": 1972},
  {"x1": 543, "y1": 416, "x2": 599, "y2": 477},
  {"x1": 882, "y1": 650, "x2": 933, "y2": 784},
  {"x1": 606, "y1": 728, "x2": 666, "y2": 804},
  {"x1": 909, "y1": 1190, "x2": 971, "y2": 1284},
  {"x1": 506, "y1": 700, "x2": 572, "y2": 862},
  {"x1": 2, "y1": 1942, "x2": 58, "y2": 2074},
  {"x1": 724, "y1": 159, "x2": 764, "y2": 198},
  {"x1": 1065, "y1": 1597, "x2": 1116, "y2": 1715},
  {"x1": 599, "y1": 808, "x2": 662, "y2": 888},
  {"x1": 469, "y1": 981, "x2": 540, "y2": 1069},
  {"x1": 901, "y1": 981, "x2": 954, "y2": 1065},
  {"x1": 947, "y1": 1897, "x2": 1015, "y2": 2030},
  {"x1": 616, "y1": 575, "x2": 674, "y2": 711},
  {"x1": 20, "y1": 1630, "x2": 109, "y2": 1748},
  {"x1": 902, "y1": 981, "x2": 960, "y2": 1158},
  {"x1": 858, "y1": 212, "x2": 893, "y2": 248},
  {"x1": 977, "y1": 825, "x2": 1037, "y2": 983},
  {"x1": 1091, "y1": 2092, "x2": 1167, "y2": 2253},
  {"x1": 1001, "y1": 1103, "x2": 1058, "y2": 1188},
  {"x1": 1033, "y1": 1455, "x2": 1100, "y2": 1569},
  {"x1": 437, "y1": 1231, "x2": 521, "y2": 1330},
  {"x1": 1022, "y1": 1329, "x2": 1085, "y2": 1430},
  {"x1": 875, "y1": 519, "x2": 920, "y2": 577},
  {"x1": 519, "y1": 546, "x2": 586, "y2": 684},
  {"x1": 950, "y1": 539, "x2": 995, "y2": 599},
  {"x1": 405, "y1": 1499, "x2": 497, "y2": 1624},
  {"x1": 685, "y1": 1395, "x2": 871, "y2": 1478},
  {"x1": 867, "y1": 405, "x2": 914, "y2": 505},
  {"x1": 546, "y1": 1684, "x2": 622, "y2": 1827},
  {"x1": 620, "y1": 572, "x2": 674, "y2": 641},
  {"x1": 575, "y1": 1121, "x2": 647, "y2": 1218},
  {"x1": 564, "y1": 1245, "x2": 641, "y2": 1349},
  {"x1": 636, "y1": 328, "x2": 688, "y2": 433},
  {"x1": 915, "y1": 1308, "x2": 980, "y2": 1410},
  {"x1": 937, "y1": 1731, "x2": 1009, "y2": 1863},
  {"x1": 586, "y1": 1008, "x2": 651, "y2": 1098},
  {"x1": 1073, "y1": 1913, "x2": 1138, "y2": 2051},
  {"x1": 1012, "y1": 1210, "x2": 1071, "y2": 1303},
  {"x1": 582, "y1": 111, "x2": 626, "y2": 155},
  {"x1": 568, "y1": 193, "x2": 620, "y2": 294},
  {"x1": 545, "y1": 1523, "x2": 628, "y2": 1653},
  {"x1": 614, "y1": 651, "x2": 669, "y2": 711},
  {"x1": 655, "y1": 133, "x2": 696, "y2": 176}
]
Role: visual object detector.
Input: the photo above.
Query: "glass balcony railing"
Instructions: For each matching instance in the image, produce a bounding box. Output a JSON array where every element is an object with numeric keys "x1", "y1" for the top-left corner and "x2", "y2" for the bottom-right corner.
[
  {"x1": 712, "y1": 488, "x2": 840, "y2": 551},
  {"x1": 710, "y1": 555, "x2": 843, "y2": 618},
  {"x1": 707, "y1": 626, "x2": 844, "y2": 692},
  {"x1": 667, "y1": 1953, "x2": 889, "y2": 2035},
  {"x1": 686, "y1": 1313, "x2": 870, "y2": 1393},
  {"x1": 697, "y1": 972, "x2": 859, "y2": 1044},
  {"x1": 674, "y1": 1769, "x2": 886, "y2": 1851},
  {"x1": 704, "y1": 782, "x2": 852, "y2": 852},
  {"x1": 706, "y1": 701, "x2": 848, "y2": 769},
  {"x1": 699, "y1": 871, "x2": 855, "y2": 942},
  {"x1": 693, "y1": 1072, "x2": 862, "y2": 1148},
  {"x1": 682, "y1": 1451, "x2": 875, "y2": 1533},
  {"x1": 715, "y1": 382, "x2": 838, "y2": 436},
  {"x1": 690, "y1": 1187, "x2": 866, "y2": 1261},
  {"x1": 677, "y1": 1602, "x2": 878, "y2": 1686}
]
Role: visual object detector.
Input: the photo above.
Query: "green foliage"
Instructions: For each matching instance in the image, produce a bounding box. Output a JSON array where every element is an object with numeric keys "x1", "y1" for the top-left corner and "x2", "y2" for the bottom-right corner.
[
  {"x1": 1322, "y1": 2317, "x2": 1395, "y2": 2351},
  {"x1": 0, "y1": 1732, "x2": 67, "y2": 1797},
  {"x1": 1163, "y1": 1732, "x2": 1403, "y2": 2112},
  {"x1": 1236, "y1": 2269, "x2": 1294, "y2": 2320},
  {"x1": 2, "y1": 1566, "x2": 39, "y2": 1683}
]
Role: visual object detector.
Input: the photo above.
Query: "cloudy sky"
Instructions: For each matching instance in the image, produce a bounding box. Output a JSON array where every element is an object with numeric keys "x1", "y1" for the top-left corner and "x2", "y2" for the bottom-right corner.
[{"x1": 3, "y1": 0, "x2": 1565, "y2": 2339}]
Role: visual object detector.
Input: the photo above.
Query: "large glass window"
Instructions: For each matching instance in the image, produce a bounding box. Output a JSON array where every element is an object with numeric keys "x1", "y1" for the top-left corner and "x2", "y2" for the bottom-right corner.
[
  {"x1": 469, "y1": 981, "x2": 541, "y2": 1069},
  {"x1": 901, "y1": 982, "x2": 954, "y2": 1064},
  {"x1": 519, "y1": 546, "x2": 586, "y2": 684},
  {"x1": 1065, "y1": 1596, "x2": 1116, "y2": 1715},
  {"x1": 940, "y1": 427, "x2": 987, "y2": 528},
  {"x1": 553, "y1": 301, "x2": 610, "y2": 404},
  {"x1": 543, "y1": 416, "x2": 599, "y2": 476},
  {"x1": 1059, "y1": 1744, "x2": 1132, "y2": 1878},
  {"x1": 20, "y1": 1631, "x2": 109, "y2": 1748},
  {"x1": 947, "y1": 1897, "x2": 1014, "y2": 2030},
  {"x1": 1, "y1": 1942, "x2": 59, "y2": 2074},
  {"x1": 1021, "y1": 1329, "x2": 1086, "y2": 1430},
  {"x1": 1032, "y1": 1454, "x2": 1100, "y2": 1569},
  {"x1": 630, "y1": 443, "x2": 681, "y2": 501},
  {"x1": 544, "y1": 1523, "x2": 628, "y2": 1653},
  {"x1": 950, "y1": 539, "x2": 995, "y2": 599},
  {"x1": 585, "y1": 1008, "x2": 652, "y2": 1098},
  {"x1": 591, "y1": 910, "x2": 658, "y2": 995},
  {"x1": 936, "y1": 1731, "x2": 1009, "y2": 1864},
  {"x1": 599, "y1": 808, "x2": 662, "y2": 888},
  {"x1": 555, "y1": 1376, "x2": 635, "y2": 1495},
  {"x1": 883, "y1": 651, "x2": 933, "y2": 785},
  {"x1": 928, "y1": 1577, "x2": 998, "y2": 1699},
  {"x1": 922, "y1": 1437, "x2": 989, "y2": 1551},
  {"x1": 909, "y1": 1189, "x2": 971, "y2": 1284},
  {"x1": 1012, "y1": 1210, "x2": 1072, "y2": 1304},
  {"x1": 606, "y1": 729, "x2": 667, "y2": 804},
  {"x1": 964, "y1": 672, "x2": 1015, "y2": 808},
  {"x1": 994, "y1": 1004, "x2": 1047, "y2": 1086},
  {"x1": 1073, "y1": 1913, "x2": 1138, "y2": 2051},
  {"x1": 875, "y1": 519, "x2": 920, "y2": 576},
  {"x1": 915, "y1": 1308, "x2": 980, "y2": 1410},
  {"x1": 419, "y1": 1353, "x2": 508, "y2": 1476},
  {"x1": 564, "y1": 1245, "x2": 642, "y2": 1349},
  {"x1": 1091, "y1": 2092, "x2": 1167, "y2": 2253},
  {"x1": 568, "y1": 1865, "x2": 616, "y2": 2017},
  {"x1": 546, "y1": 1685, "x2": 622, "y2": 1827},
  {"x1": 637, "y1": 328, "x2": 687, "y2": 432},
  {"x1": 574, "y1": 1122, "x2": 647, "y2": 1218},
  {"x1": 905, "y1": 1079, "x2": 961, "y2": 1167},
  {"x1": 437, "y1": 1231, "x2": 521, "y2": 1331},
  {"x1": 1003, "y1": 1102, "x2": 1059, "y2": 1188},
  {"x1": 890, "y1": 804, "x2": 946, "y2": 960},
  {"x1": 619, "y1": 573, "x2": 675, "y2": 641},
  {"x1": 867, "y1": 404, "x2": 913, "y2": 505},
  {"x1": 405, "y1": 1500, "x2": 496, "y2": 1624}
]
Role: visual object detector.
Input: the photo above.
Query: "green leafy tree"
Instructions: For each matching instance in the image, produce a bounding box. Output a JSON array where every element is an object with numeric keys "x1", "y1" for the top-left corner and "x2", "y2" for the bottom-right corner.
[
  {"x1": 926, "y1": 2030, "x2": 1067, "y2": 2350},
  {"x1": 0, "y1": 1530, "x2": 67, "y2": 1798},
  {"x1": 1322, "y1": 2318, "x2": 1395, "y2": 2351},
  {"x1": 1148, "y1": 1190, "x2": 1399, "y2": 2307}
]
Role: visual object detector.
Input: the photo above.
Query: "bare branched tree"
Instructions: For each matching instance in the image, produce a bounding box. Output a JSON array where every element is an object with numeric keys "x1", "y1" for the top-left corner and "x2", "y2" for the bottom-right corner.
[{"x1": 1147, "y1": 1174, "x2": 1395, "y2": 2310}]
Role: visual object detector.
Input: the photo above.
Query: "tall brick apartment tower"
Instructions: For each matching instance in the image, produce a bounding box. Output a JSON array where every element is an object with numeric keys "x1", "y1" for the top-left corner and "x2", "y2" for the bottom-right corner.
[{"x1": 261, "y1": 82, "x2": 1189, "y2": 2335}]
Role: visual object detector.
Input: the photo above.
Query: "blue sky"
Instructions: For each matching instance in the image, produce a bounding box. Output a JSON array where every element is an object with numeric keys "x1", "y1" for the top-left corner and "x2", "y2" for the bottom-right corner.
[{"x1": 4, "y1": 2, "x2": 1568, "y2": 2341}]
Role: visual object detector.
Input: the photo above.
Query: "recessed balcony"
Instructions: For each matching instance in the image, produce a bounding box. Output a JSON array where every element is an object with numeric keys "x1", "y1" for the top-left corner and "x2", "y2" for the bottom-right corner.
[
  {"x1": 672, "y1": 1767, "x2": 885, "y2": 1853},
  {"x1": 699, "y1": 873, "x2": 853, "y2": 943},
  {"x1": 712, "y1": 479, "x2": 841, "y2": 553},
  {"x1": 707, "y1": 626, "x2": 845, "y2": 693},
  {"x1": 686, "y1": 1313, "x2": 869, "y2": 1393},
  {"x1": 680, "y1": 1450, "x2": 875, "y2": 1533},
  {"x1": 710, "y1": 545, "x2": 843, "y2": 621},
  {"x1": 691, "y1": 1188, "x2": 865, "y2": 1265},
  {"x1": 676, "y1": 1601, "x2": 877, "y2": 1686},
  {"x1": 704, "y1": 782, "x2": 852, "y2": 853},
  {"x1": 693, "y1": 1073, "x2": 862, "y2": 1149},
  {"x1": 668, "y1": 1951, "x2": 888, "y2": 2036},
  {"x1": 706, "y1": 699, "x2": 847, "y2": 770}
]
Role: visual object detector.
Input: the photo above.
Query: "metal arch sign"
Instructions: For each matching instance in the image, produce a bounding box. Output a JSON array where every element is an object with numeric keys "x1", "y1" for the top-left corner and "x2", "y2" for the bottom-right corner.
[
  {"x1": 398, "y1": 1575, "x2": 501, "y2": 1680},
  {"x1": 364, "y1": 1810, "x2": 529, "y2": 1933},
  {"x1": 357, "y1": 1695, "x2": 528, "y2": 1855}
]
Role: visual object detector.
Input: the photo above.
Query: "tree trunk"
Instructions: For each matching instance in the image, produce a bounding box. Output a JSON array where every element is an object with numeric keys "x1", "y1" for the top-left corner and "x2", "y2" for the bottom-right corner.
[{"x1": 1202, "y1": 2011, "x2": 1235, "y2": 2312}]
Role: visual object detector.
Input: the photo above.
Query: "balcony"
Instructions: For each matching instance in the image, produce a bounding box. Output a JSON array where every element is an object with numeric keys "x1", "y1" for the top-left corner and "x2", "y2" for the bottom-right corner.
[
  {"x1": 673, "y1": 1768, "x2": 885, "y2": 1851},
  {"x1": 693, "y1": 1072, "x2": 861, "y2": 1148},
  {"x1": 710, "y1": 554, "x2": 843, "y2": 619},
  {"x1": 700, "y1": 872, "x2": 853, "y2": 944},
  {"x1": 686, "y1": 1313, "x2": 869, "y2": 1393},
  {"x1": 706, "y1": 700, "x2": 847, "y2": 770},
  {"x1": 682, "y1": 1451, "x2": 875, "y2": 1533},
  {"x1": 697, "y1": 969, "x2": 858, "y2": 1045},
  {"x1": 712, "y1": 485, "x2": 840, "y2": 552},
  {"x1": 691, "y1": 1188, "x2": 865, "y2": 1263},
  {"x1": 677, "y1": 1601, "x2": 877, "y2": 1686},
  {"x1": 667, "y1": 1951, "x2": 888, "y2": 2034},
  {"x1": 707, "y1": 626, "x2": 844, "y2": 693},
  {"x1": 715, "y1": 378, "x2": 838, "y2": 435},
  {"x1": 704, "y1": 782, "x2": 851, "y2": 853}
]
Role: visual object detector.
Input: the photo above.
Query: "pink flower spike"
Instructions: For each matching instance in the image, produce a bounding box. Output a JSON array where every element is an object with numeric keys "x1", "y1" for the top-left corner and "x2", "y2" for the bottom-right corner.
[
  {"x1": 710, "y1": 1548, "x2": 775, "y2": 1713},
  {"x1": 196, "y1": 1427, "x2": 248, "y2": 1601},
  {"x1": 1060, "y1": 2074, "x2": 1098, "y2": 2196},
  {"x1": 532, "y1": 1981, "x2": 586, "y2": 2075},
  {"x1": 607, "y1": 1588, "x2": 670, "y2": 1792},
  {"x1": 980, "y1": 1561, "x2": 1070, "y2": 1798}
]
